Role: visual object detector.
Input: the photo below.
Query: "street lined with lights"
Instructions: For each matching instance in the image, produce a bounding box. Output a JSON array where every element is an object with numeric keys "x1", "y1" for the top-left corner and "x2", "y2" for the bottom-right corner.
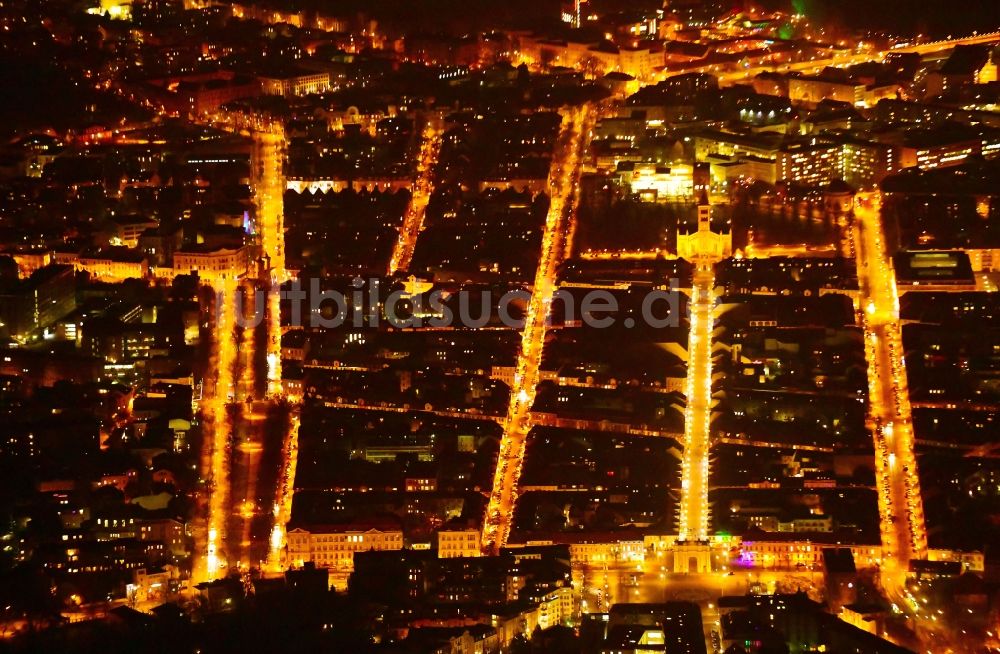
[
  {"x1": 195, "y1": 275, "x2": 238, "y2": 583},
  {"x1": 481, "y1": 104, "x2": 595, "y2": 554},
  {"x1": 677, "y1": 263, "x2": 717, "y2": 543},
  {"x1": 388, "y1": 114, "x2": 443, "y2": 277},
  {"x1": 195, "y1": 123, "x2": 299, "y2": 580},
  {"x1": 252, "y1": 126, "x2": 302, "y2": 572},
  {"x1": 854, "y1": 192, "x2": 928, "y2": 568},
  {"x1": 851, "y1": 193, "x2": 949, "y2": 651}
]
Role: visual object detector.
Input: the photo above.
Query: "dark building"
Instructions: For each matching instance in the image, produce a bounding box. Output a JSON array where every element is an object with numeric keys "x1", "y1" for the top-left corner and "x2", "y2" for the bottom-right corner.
[
  {"x1": 718, "y1": 593, "x2": 914, "y2": 654},
  {"x1": 926, "y1": 45, "x2": 995, "y2": 97},
  {"x1": 584, "y1": 602, "x2": 707, "y2": 654},
  {"x1": 892, "y1": 250, "x2": 976, "y2": 289},
  {"x1": 0, "y1": 264, "x2": 76, "y2": 340}
]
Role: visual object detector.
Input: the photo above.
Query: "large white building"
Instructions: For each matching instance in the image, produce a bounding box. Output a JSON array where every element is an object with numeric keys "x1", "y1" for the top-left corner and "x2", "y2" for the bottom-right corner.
[
  {"x1": 286, "y1": 525, "x2": 404, "y2": 571},
  {"x1": 535, "y1": 587, "x2": 574, "y2": 629},
  {"x1": 616, "y1": 162, "x2": 694, "y2": 201},
  {"x1": 259, "y1": 70, "x2": 331, "y2": 97},
  {"x1": 437, "y1": 529, "x2": 482, "y2": 558},
  {"x1": 172, "y1": 245, "x2": 249, "y2": 279},
  {"x1": 56, "y1": 249, "x2": 149, "y2": 281}
]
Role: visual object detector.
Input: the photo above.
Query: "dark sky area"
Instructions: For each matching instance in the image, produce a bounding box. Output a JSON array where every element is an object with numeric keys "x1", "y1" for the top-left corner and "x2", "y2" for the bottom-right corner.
[
  {"x1": 756, "y1": 0, "x2": 998, "y2": 37},
  {"x1": 349, "y1": 0, "x2": 998, "y2": 38}
]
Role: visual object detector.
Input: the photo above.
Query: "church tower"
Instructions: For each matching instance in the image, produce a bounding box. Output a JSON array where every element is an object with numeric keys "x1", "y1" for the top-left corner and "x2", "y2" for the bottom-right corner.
[{"x1": 676, "y1": 192, "x2": 732, "y2": 261}]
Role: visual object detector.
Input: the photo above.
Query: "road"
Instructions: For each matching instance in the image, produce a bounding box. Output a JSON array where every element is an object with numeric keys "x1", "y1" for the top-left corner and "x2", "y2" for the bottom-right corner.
[
  {"x1": 853, "y1": 193, "x2": 927, "y2": 568},
  {"x1": 678, "y1": 263, "x2": 717, "y2": 543},
  {"x1": 231, "y1": 283, "x2": 262, "y2": 570},
  {"x1": 266, "y1": 408, "x2": 299, "y2": 572},
  {"x1": 388, "y1": 114, "x2": 443, "y2": 276},
  {"x1": 253, "y1": 128, "x2": 287, "y2": 395},
  {"x1": 481, "y1": 104, "x2": 595, "y2": 554},
  {"x1": 851, "y1": 194, "x2": 966, "y2": 651},
  {"x1": 671, "y1": 32, "x2": 1000, "y2": 87},
  {"x1": 249, "y1": 126, "x2": 302, "y2": 572},
  {"x1": 194, "y1": 123, "x2": 299, "y2": 580},
  {"x1": 193, "y1": 275, "x2": 238, "y2": 583}
]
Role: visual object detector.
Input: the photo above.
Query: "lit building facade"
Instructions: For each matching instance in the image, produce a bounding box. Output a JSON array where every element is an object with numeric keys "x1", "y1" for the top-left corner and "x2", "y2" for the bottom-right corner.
[
  {"x1": 898, "y1": 138, "x2": 983, "y2": 170},
  {"x1": 58, "y1": 250, "x2": 149, "y2": 280},
  {"x1": 286, "y1": 526, "x2": 404, "y2": 571},
  {"x1": 776, "y1": 143, "x2": 843, "y2": 187},
  {"x1": 616, "y1": 162, "x2": 694, "y2": 201},
  {"x1": 535, "y1": 587, "x2": 574, "y2": 629},
  {"x1": 677, "y1": 201, "x2": 732, "y2": 260},
  {"x1": 738, "y1": 537, "x2": 882, "y2": 569},
  {"x1": 788, "y1": 77, "x2": 899, "y2": 108},
  {"x1": 438, "y1": 529, "x2": 482, "y2": 558},
  {"x1": 841, "y1": 139, "x2": 897, "y2": 188},
  {"x1": 259, "y1": 71, "x2": 332, "y2": 97},
  {"x1": 173, "y1": 245, "x2": 249, "y2": 279}
]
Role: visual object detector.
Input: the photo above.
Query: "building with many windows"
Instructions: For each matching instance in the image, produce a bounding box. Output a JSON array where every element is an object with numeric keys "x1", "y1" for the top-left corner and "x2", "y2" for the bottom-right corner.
[
  {"x1": 891, "y1": 128, "x2": 1000, "y2": 170},
  {"x1": 286, "y1": 524, "x2": 404, "y2": 571},
  {"x1": 0, "y1": 263, "x2": 76, "y2": 341},
  {"x1": 697, "y1": 130, "x2": 843, "y2": 186},
  {"x1": 531, "y1": 586, "x2": 574, "y2": 630},
  {"x1": 258, "y1": 69, "x2": 332, "y2": 97},
  {"x1": 839, "y1": 138, "x2": 897, "y2": 188},
  {"x1": 437, "y1": 529, "x2": 482, "y2": 558},
  {"x1": 775, "y1": 142, "x2": 844, "y2": 187},
  {"x1": 788, "y1": 76, "x2": 899, "y2": 108},
  {"x1": 172, "y1": 245, "x2": 249, "y2": 279},
  {"x1": 56, "y1": 248, "x2": 148, "y2": 281}
]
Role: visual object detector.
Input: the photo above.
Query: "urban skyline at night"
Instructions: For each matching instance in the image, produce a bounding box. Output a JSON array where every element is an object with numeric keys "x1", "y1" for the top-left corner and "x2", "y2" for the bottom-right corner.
[{"x1": 0, "y1": 0, "x2": 998, "y2": 653}]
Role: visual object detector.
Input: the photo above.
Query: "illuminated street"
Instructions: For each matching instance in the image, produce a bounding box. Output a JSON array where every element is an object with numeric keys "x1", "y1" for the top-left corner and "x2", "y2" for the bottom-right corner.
[
  {"x1": 677, "y1": 264, "x2": 717, "y2": 543},
  {"x1": 266, "y1": 409, "x2": 299, "y2": 572},
  {"x1": 681, "y1": 32, "x2": 1000, "y2": 86},
  {"x1": 231, "y1": 283, "x2": 261, "y2": 570},
  {"x1": 482, "y1": 105, "x2": 595, "y2": 554},
  {"x1": 851, "y1": 194, "x2": 963, "y2": 652},
  {"x1": 194, "y1": 276, "x2": 239, "y2": 583},
  {"x1": 853, "y1": 193, "x2": 927, "y2": 568},
  {"x1": 195, "y1": 123, "x2": 296, "y2": 579},
  {"x1": 388, "y1": 114, "x2": 443, "y2": 276},
  {"x1": 250, "y1": 126, "x2": 299, "y2": 571},
  {"x1": 253, "y1": 127, "x2": 288, "y2": 395},
  {"x1": 3, "y1": 1, "x2": 1000, "y2": 650}
]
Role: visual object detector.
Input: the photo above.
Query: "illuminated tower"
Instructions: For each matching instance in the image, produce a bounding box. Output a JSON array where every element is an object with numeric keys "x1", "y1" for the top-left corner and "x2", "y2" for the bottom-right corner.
[
  {"x1": 676, "y1": 193, "x2": 732, "y2": 260},
  {"x1": 560, "y1": 0, "x2": 586, "y2": 28},
  {"x1": 979, "y1": 51, "x2": 998, "y2": 85}
]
